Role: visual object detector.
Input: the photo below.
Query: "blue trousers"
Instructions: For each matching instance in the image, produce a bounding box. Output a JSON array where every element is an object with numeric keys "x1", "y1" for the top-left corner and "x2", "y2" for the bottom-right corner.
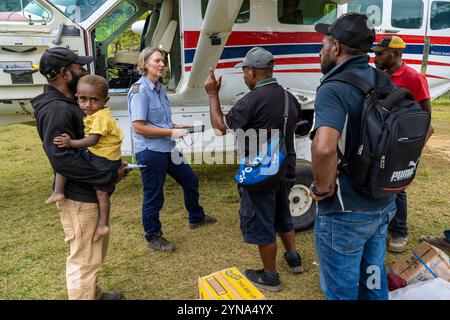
[
  {"x1": 136, "y1": 149, "x2": 205, "y2": 240},
  {"x1": 314, "y1": 202, "x2": 396, "y2": 300}
]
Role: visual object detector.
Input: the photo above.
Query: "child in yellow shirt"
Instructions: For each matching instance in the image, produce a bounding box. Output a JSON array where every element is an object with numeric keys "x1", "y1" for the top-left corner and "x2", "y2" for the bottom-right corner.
[{"x1": 47, "y1": 75, "x2": 123, "y2": 242}]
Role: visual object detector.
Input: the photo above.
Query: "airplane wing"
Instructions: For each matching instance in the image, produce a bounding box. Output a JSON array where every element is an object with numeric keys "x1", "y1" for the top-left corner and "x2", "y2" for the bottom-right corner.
[
  {"x1": 178, "y1": 0, "x2": 352, "y2": 102},
  {"x1": 178, "y1": 0, "x2": 244, "y2": 102}
]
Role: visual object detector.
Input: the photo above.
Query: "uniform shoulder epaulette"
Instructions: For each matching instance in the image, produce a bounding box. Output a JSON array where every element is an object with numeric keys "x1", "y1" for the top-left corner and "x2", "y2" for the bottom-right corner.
[{"x1": 131, "y1": 83, "x2": 140, "y2": 93}]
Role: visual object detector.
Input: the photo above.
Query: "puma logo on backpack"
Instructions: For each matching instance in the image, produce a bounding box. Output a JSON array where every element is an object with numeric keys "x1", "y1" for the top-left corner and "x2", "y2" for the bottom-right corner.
[
  {"x1": 322, "y1": 68, "x2": 431, "y2": 198},
  {"x1": 390, "y1": 159, "x2": 419, "y2": 183}
]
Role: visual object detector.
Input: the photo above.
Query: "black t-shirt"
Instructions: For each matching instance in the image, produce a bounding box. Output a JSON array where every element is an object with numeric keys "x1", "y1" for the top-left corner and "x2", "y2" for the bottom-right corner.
[{"x1": 225, "y1": 78, "x2": 301, "y2": 178}]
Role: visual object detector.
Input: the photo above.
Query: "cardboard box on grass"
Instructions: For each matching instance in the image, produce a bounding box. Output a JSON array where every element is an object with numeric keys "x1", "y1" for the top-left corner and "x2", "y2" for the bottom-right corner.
[
  {"x1": 390, "y1": 241, "x2": 450, "y2": 285},
  {"x1": 198, "y1": 267, "x2": 265, "y2": 300}
]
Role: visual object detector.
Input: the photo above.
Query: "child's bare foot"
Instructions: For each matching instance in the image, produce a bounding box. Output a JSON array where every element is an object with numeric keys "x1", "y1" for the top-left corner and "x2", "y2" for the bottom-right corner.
[
  {"x1": 93, "y1": 225, "x2": 110, "y2": 242},
  {"x1": 45, "y1": 192, "x2": 65, "y2": 205}
]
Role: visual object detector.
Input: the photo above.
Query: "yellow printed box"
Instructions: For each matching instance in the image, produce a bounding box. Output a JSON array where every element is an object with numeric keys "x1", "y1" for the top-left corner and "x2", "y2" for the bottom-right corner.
[{"x1": 198, "y1": 267, "x2": 265, "y2": 300}]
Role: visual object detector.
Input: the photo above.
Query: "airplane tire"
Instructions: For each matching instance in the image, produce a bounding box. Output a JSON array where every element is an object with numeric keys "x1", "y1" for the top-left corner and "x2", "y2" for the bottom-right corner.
[{"x1": 289, "y1": 163, "x2": 316, "y2": 232}]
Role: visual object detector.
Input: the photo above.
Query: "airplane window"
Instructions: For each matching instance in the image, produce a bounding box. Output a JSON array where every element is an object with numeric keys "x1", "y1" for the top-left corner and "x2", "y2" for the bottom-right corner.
[
  {"x1": 95, "y1": 1, "x2": 137, "y2": 42},
  {"x1": 391, "y1": 0, "x2": 423, "y2": 29},
  {"x1": 347, "y1": 0, "x2": 383, "y2": 26},
  {"x1": 47, "y1": 0, "x2": 107, "y2": 23},
  {"x1": 201, "y1": 0, "x2": 250, "y2": 23},
  {"x1": 431, "y1": 1, "x2": 450, "y2": 30},
  {"x1": 0, "y1": 0, "x2": 52, "y2": 22},
  {"x1": 277, "y1": 0, "x2": 337, "y2": 25}
]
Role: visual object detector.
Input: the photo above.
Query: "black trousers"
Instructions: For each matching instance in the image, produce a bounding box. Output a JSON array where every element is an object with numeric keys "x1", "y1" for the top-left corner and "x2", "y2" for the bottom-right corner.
[{"x1": 388, "y1": 190, "x2": 408, "y2": 237}]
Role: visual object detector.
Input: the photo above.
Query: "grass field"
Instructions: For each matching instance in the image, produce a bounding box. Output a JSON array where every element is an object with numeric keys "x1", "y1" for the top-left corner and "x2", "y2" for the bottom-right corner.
[{"x1": 1, "y1": 99, "x2": 449, "y2": 300}]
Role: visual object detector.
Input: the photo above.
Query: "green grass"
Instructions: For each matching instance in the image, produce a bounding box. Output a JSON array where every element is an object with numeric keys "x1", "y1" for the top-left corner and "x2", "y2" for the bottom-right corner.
[{"x1": 1, "y1": 100, "x2": 450, "y2": 300}]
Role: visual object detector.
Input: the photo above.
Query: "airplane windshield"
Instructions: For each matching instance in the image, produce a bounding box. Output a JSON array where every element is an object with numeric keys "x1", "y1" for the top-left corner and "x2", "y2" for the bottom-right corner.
[
  {"x1": 0, "y1": 0, "x2": 52, "y2": 22},
  {"x1": 47, "y1": 0, "x2": 107, "y2": 23}
]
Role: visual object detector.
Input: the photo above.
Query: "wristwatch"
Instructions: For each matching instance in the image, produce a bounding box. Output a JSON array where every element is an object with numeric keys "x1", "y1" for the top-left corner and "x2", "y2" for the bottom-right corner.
[{"x1": 310, "y1": 181, "x2": 330, "y2": 197}]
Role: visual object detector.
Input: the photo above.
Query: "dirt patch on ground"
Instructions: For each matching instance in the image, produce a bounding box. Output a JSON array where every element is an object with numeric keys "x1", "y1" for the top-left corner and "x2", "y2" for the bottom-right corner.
[{"x1": 424, "y1": 134, "x2": 450, "y2": 160}]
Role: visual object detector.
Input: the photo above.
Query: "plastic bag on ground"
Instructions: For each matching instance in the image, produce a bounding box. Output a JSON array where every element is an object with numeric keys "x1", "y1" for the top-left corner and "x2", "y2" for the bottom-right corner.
[{"x1": 389, "y1": 278, "x2": 450, "y2": 300}]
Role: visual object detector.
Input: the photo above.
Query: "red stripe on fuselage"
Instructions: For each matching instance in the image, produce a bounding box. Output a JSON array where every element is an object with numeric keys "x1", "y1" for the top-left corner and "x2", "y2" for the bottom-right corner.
[
  {"x1": 275, "y1": 69, "x2": 322, "y2": 73},
  {"x1": 369, "y1": 57, "x2": 450, "y2": 67},
  {"x1": 184, "y1": 31, "x2": 324, "y2": 49},
  {"x1": 377, "y1": 34, "x2": 450, "y2": 46},
  {"x1": 184, "y1": 31, "x2": 450, "y2": 49}
]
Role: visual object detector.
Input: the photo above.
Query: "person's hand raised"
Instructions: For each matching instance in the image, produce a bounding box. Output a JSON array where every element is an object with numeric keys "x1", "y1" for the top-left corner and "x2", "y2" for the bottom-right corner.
[{"x1": 204, "y1": 67, "x2": 222, "y2": 96}]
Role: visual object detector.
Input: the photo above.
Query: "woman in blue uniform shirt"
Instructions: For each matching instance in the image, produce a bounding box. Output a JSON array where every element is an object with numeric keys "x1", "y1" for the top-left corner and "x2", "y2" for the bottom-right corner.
[{"x1": 128, "y1": 47, "x2": 217, "y2": 252}]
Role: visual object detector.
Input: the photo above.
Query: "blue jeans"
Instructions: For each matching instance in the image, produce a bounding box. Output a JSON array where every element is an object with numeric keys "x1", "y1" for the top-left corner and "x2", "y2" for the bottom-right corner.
[
  {"x1": 314, "y1": 202, "x2": 396, "y2": 300},
  {"x1": 136, "y1": 149, "x2": 205, "y2": 240},
  {"x1": 388, "y1": 190, "x2": 408, "y2": 237}
]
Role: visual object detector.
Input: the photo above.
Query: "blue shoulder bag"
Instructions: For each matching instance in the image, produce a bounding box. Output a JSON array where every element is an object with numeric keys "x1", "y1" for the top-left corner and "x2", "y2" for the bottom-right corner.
[{"x1": 234, "y1": 90, "x2": 289, "y2": 192}]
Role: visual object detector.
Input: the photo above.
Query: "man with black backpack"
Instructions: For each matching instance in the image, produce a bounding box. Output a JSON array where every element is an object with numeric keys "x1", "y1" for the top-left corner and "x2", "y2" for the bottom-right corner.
[
  {"x1": 204, "y1": 47, "x2": 302, "y2": 292},
  {"x1": 311, "y1": 13, "x2": 405, "y2": 300}
]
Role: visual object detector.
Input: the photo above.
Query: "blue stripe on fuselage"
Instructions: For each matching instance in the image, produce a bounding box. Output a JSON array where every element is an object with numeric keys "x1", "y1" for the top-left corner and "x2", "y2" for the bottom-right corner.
[
  {"x1": 430, "y1": 45, "x2": 450, "y2": 57},
  {"x1": 184, "y1": 44, "x2": 322, "y2": 64},
  {"x1": 184, "y1": 43, "x2": 450, "y2": 65}
]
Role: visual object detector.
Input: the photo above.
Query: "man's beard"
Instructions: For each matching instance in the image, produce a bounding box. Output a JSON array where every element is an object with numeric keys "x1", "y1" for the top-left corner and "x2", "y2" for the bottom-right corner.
[
  {"x1": 375, "y1": 60, "x2": 388, "y2": 71},
  {"x1": 68, "y1": 69, "x2": 80, "y2": 94},
  {"x1": 320, "y1": 47, "x2": 336, "y2": 75}
]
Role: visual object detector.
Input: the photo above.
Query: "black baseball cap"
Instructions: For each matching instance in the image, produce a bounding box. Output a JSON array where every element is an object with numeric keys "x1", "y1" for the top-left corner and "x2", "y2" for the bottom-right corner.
[
  {"x1": 39, "y1": 47, "x2": 94, "y2": 80},
  {"x1": 315, "y1": 13, "x2": 376, "y2": 52}
]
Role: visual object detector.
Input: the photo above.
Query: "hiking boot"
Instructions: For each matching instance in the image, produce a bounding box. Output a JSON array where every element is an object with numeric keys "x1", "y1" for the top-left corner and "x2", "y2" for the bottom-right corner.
[
  {"x1": 388, "y1": 236, "x2": 408, "y2": 253},
  {"x1": 189, "y1": 214, "x2": 217, "y2": 229},
  {"x1": 244, "y1": 269, "x2": 281, "y2": 292},
  {"x1": 100, "y1": 290, "x2": 123, "y2": 300},
  {"x1": 284, "y1": 251, "x2": 303, "y2": 274},
  {"x1": 148, "y1": 233, "x2": 176, "y2": 252},
  {"x1": 421, "y1": 235, "x2": 450, "y2": 253}
]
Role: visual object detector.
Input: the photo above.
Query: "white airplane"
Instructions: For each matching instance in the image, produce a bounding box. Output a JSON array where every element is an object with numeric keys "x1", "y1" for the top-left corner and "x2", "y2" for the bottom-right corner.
[{"x1": 1, "y1": 0, "x2": 449, "y2": 231}]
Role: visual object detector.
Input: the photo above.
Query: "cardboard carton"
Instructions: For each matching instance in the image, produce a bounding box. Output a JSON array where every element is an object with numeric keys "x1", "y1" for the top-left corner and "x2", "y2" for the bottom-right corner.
[
  {"x1": 390, "y1": 241, "x2": 450, "y2": 285},
  {"x1": 198, "y1": 267, "x2": 265, "y2": 300}
]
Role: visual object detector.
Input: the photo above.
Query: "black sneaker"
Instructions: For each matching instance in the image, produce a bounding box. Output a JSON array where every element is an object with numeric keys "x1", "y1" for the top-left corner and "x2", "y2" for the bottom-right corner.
[
  {"x1": 100, "y1": 290, "x2": 123, "y2": 300},
  {"x1": 284, "y1": 251, "x2": 303, "y2": 274},
  {"x1": 189, "y1": 214, "x2": 217, "y2": 229},
  {"x1": 244, "y1": 269, "x2": 281, "y2": 292},
  {"x1": 148, "y1": 232, "x2": 176, "y2": 252}
]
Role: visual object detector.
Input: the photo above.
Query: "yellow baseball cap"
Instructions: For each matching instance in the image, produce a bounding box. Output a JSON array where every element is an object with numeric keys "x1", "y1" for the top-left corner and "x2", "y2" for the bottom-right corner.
[{"x1": 370, "y1": 36, "x2": 406, "y2": 52}]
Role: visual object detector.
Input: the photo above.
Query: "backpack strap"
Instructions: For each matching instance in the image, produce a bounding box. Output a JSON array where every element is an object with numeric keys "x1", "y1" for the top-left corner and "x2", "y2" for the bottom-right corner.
[
  {"x1": 380, "y1": 87, "x2": 415, "y2": 110},
  {"x1": 321, "y1": 70, "x2": 376, "y2": 170},
  {"x1": 323, "y1": 72, "x2": 373, "y2": 96},
  {"x1": 282, "y1": 90, "x2": 289, "y2": 139}
]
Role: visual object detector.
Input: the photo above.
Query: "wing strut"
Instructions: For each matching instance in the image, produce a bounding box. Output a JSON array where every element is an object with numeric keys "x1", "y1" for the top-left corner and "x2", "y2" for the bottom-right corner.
[{"x1": 178, "y1": 0, "x2": 243, "y2": 101}]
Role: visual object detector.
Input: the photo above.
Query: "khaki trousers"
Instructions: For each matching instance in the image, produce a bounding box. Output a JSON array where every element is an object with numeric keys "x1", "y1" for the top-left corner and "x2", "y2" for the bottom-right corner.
[{"x1": 57, "y1": 199, "x2": 109, "y2": 300}]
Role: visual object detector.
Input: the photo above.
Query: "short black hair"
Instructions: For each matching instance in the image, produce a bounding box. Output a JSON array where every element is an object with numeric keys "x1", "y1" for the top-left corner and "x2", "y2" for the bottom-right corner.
[
  {"x1": 77, "y1": 74, "x2": 109, "y2": 98},
  {"x1": 330, "y1": 36, "x2": 368, "y2": 56}
]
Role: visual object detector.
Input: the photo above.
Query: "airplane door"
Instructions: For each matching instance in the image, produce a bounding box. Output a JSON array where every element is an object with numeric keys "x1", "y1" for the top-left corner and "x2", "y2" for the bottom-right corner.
[
  {"x1": 347, "y1": 1, "x2": 429, "y2": 77},
  {"x1": 347, "y1": 0, "x2": 427, "y2": 35},
  {"x1": 0, "y1": 0, "x2": 86, "y2": 101},
  {"x1": 0, "y1": 0, "x2": 109, "y2": 101},
  {"x1": 382, "y1": 0, "x2": 428, "y2": 77},
  {"x1": 424, "y1": 0, "x2": 450, "y2": 97},
  {"x1": 384, "y1": 0, "x2": 428, "y2": 36}
]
